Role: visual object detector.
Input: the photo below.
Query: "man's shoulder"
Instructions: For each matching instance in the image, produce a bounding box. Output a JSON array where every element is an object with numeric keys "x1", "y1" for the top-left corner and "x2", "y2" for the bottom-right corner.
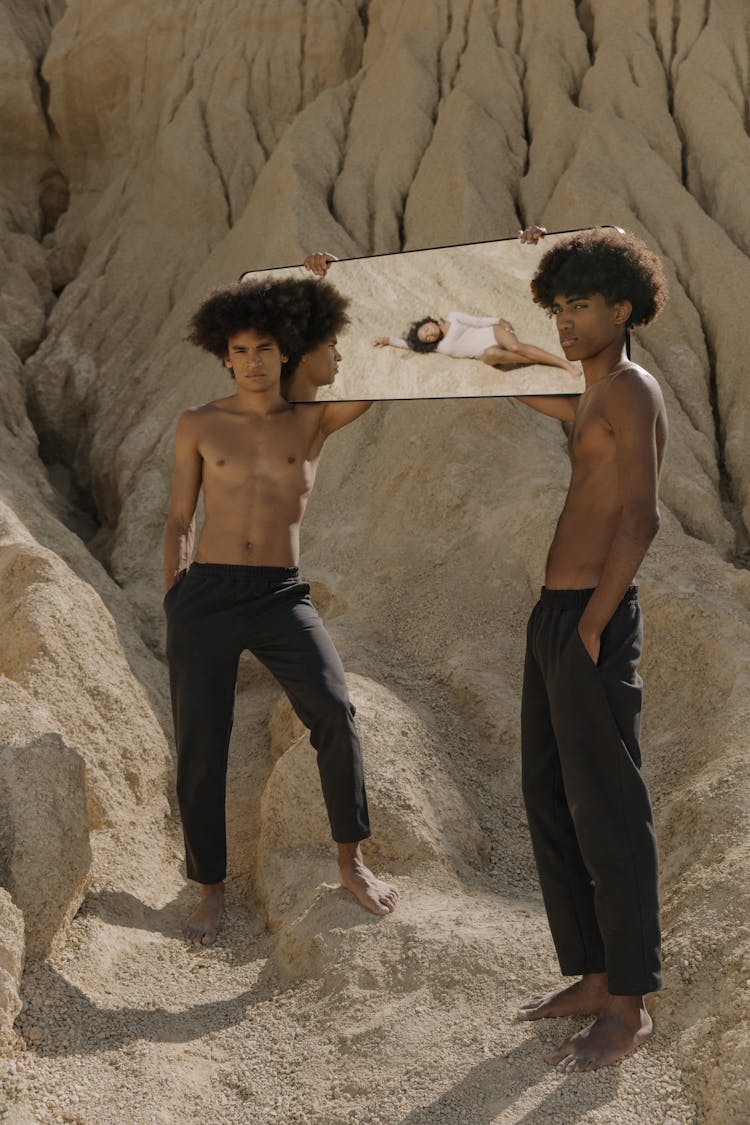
[
  {"x1": 176, "y1": 399, "x2": 231, "y2": 425},
  {"x1": 287, "y1": 401, "x2": 327, "y2": 428},
  {"x1": 606, "y1": 362, "x2": 665, "y2": 418},
  {"x1": 609, "y1": 362, "x2": 662, "y2": 398}
]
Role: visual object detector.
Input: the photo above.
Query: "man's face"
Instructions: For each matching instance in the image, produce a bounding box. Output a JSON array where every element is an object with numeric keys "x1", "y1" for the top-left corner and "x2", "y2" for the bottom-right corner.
[
  {"x1": 300, "y1": 336, "x2": 341, "y2": 387},
  {"x1": 224, "y1": 328, "x2": 286, "y2": 391},
  {"x1": 551, "y1": 292, "x2": 631, "y2": 361},
  {"x1": 417, "y1": 320, "x2": 442, "y2": 344}
]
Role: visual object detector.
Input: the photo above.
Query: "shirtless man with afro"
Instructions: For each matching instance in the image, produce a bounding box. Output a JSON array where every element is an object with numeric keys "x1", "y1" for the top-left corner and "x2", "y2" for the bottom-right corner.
[
  {"x1": 514, "y1": 225, "x2": 668, "y2": 1071},
  {"x1": 163, "y1": 274, "x2": 397, "y2": 944}
]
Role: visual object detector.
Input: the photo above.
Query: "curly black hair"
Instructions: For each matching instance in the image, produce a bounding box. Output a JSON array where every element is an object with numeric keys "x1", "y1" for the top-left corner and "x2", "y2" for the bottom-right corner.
[
  {"x1": 405, "y1": 316, "x2": 442, "y2": 353},
  {"x1": 282, "y1": 277, "x2": 350, "y2": 377},
  {"x1": 186, "y1": 276, "x2": 350, "y2": 377},
  {"x1": 530, "y1": 228, "x2": 668, "y2": 328}
]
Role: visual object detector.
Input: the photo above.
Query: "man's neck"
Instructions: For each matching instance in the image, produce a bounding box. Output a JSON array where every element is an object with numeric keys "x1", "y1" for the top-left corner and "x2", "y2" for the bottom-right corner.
[
  {"x1": 582, "y1": 340, "x2": 629, "y2": 389},
  {"x1": 282, "y1": 372, "x2": 319, "y2": 402},
  {"x1": 231, "y1": 387, "x2": 290, "y2": 415}
]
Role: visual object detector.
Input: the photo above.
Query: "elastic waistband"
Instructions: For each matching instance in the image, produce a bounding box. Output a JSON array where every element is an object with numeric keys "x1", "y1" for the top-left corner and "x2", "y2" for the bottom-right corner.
[
  {"x1": 539, "y1": 584, "x2": 638, "y2": 609},
  {"x1": 189, "y1": 562, "x2": 299, "y2": 579}
]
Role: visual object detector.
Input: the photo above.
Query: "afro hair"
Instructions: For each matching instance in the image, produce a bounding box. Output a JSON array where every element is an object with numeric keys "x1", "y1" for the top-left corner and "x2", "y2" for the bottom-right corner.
[
  {"x1": 530, "y1": 228, "x2": 668, "y2": 328},
  {"x1": 186, "y1": 276, "x2": 350, "y2": 376},
  {"x1": 281, "y1": 277, "x2": 350, "y2": 377},
  {"x1": 404, "y1": 316, "x2": 442, "y2": 353}
]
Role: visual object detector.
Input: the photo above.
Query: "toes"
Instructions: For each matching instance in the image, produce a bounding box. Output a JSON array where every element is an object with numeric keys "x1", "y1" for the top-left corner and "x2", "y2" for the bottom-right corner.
[
  {"x1": 517, "y1": 998, "x2": 546, "y2": 1020},
  {"x1": 562, "y1": 1054, "x2": 593, "y2": 1073},
  {"x1": 544, "y1": 1048, "x2": 569, "y2": 1066}
]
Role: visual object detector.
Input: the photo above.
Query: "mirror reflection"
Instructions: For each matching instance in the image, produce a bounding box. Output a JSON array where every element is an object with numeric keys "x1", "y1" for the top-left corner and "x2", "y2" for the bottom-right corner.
[{"x1": 240, "y1": 231, "x2": 588, "y2": 401}]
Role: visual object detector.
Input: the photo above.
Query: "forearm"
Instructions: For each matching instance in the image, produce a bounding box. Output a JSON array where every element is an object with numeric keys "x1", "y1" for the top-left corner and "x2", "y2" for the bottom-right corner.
[
  {"x1": 580, "y1": 513, "x2": 660, "y2": 636},
  {"x1": 163, "y1": 517, "x2": 195, "y2": 592}
]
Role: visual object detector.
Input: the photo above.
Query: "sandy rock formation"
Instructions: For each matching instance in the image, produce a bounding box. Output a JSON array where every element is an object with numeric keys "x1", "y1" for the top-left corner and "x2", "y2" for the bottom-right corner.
[
  {"x1": 0, "y1": 688, "x2": 90, "y2": 959},
  {"x1": 0, "y1": 0, "x2": 748, "y2": 1121},
  {"x1": 257, "y1": 673, "x2": 487, "y2": 931},
  {"x1": 0, "y1": 889, "x2": 23, "y2": 1046}
]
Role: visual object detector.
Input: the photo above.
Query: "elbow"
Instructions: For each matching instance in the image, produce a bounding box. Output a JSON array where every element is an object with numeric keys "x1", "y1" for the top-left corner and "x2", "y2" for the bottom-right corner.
[
  {"x1": 626, "y1": 507, "x2": 660, "y2": 543},
  {"x1": 165, "y1": 513, "x2": 194, "y2": 537},
  {"x1": 647, "y1": 505, "x2": 661, "y2": 539}
]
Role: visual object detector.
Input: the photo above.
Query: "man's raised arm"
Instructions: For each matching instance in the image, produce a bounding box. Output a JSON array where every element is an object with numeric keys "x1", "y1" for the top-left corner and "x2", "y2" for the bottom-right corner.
[
  {"x1": 163, "y1": 411, "x2": 203, "y2": 593},
  {"x1": 318, "y1": 400, "x2": 372, "y2": 438},
  {"x1": 513, "y1": 393, "x2": 579, "y2": 421}
]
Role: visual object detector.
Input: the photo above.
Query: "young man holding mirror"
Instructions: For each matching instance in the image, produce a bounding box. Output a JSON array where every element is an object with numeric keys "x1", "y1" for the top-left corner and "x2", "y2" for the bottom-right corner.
[
  {"x1": 162, "y1": 276, "x2": 397, "y2": 945},
  {"x1": 513, "y1": 225, "x2": 668, "y2": 1071}
]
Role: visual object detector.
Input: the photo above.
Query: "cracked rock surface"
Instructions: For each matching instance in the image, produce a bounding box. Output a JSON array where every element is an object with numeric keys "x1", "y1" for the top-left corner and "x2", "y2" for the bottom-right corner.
[{"x1": 0, "y1": 1, "x2": 749, "y2": 1122}]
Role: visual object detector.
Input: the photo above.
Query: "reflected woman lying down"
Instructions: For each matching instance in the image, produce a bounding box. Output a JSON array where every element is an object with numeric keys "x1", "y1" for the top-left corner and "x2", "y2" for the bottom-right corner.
[{"x1": 373, "y1": 311, "x2": 578, "y2": 375}]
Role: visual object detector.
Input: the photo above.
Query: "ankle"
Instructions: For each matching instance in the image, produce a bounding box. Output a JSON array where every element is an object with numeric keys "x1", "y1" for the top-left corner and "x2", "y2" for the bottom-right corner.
[
  {"x1": 337, "y1": 842, "x2": 363, "y2": 870},
  {"x1": 579, "y1": 973, "x2": 608, "y2": 993},
  {"x1": 603, "y1": 993, "x2": 647, "y2": 1022},
  {"x1": 199, "y1": 881, "x2": 224, "y2": 899}
]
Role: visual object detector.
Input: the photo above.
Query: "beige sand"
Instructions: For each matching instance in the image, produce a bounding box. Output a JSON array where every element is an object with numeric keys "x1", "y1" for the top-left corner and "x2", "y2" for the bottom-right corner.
[{"x1": 1, "y1": 1, "x2": 749, "y2": 1122}]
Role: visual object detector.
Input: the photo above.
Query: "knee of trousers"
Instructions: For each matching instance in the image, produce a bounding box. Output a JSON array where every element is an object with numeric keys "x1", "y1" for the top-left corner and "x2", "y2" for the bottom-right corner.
[
  {"x1": 176, "y1": 763, "x2": 225, "y2": 809},
  {"x1": 306, "y1": 693, "x2": 357, "y2": 736}
]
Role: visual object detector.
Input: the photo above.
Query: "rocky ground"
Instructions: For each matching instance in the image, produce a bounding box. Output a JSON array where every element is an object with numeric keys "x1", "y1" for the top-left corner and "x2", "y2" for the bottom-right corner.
[{"x1": 1, "y1": 2, "x2": 749, "y2": 1122}]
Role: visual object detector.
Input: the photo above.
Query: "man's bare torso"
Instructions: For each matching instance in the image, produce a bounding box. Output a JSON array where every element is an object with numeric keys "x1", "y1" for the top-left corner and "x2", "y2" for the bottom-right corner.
[
  {"x1": 192, "y1": 396, "x2": 325, "y2": 566},
  {"x1": 545, "y1": 363, "x2": 667, "y2": 588}
]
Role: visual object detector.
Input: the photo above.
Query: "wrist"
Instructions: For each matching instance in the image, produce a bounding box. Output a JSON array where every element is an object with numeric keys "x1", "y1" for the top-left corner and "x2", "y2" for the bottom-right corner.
[{"x1": 577, "y1": 614, "x2": 602, "y2": 640}]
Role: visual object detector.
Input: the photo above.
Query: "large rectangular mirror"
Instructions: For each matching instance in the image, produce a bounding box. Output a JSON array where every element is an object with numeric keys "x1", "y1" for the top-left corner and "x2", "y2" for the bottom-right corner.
[{"x1": 239, "y1": 230, "x2": 591, "y2": 400}]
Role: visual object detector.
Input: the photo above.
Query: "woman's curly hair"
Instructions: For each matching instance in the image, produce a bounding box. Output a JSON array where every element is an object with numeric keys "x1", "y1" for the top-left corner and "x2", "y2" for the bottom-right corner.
[
  {"x1": 405, "y1": 316, "x2": 442, "y2": 353},
  {"x1": 530, "y1": 228, "x2": 668, "y2": 328},
  {"x1": 187, "y1": 276, "x2": 350, "y2": 375}
]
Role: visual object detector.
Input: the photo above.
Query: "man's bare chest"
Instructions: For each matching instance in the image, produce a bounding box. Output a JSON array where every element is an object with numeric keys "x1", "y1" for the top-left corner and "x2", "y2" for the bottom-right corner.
[
  {"x1": 198, "y1": 415, "x2": 318, "y2": 486},
  {"x1": 569, "y1": 396, "x2": 615, "y2": 466}
]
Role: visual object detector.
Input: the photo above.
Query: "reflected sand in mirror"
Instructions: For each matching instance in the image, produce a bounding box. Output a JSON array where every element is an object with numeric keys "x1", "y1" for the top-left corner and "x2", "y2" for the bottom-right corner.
[{"x1": 240, "y1": 231, "x2": 590, "y2": 401}]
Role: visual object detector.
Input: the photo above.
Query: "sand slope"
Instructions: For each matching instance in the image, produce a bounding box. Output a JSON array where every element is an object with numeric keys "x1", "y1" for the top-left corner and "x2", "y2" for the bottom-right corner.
[{"x1": 0, "y1": 1, "x2": 749, "y2": 1122}]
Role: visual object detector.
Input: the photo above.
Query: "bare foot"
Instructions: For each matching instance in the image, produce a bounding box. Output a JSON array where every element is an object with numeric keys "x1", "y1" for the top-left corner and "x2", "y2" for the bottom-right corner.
[
  {"x1": 518, "y1": 973, "x2": 608, "y2": 1021},
  {"x1": 545, "y1": 994, "x2": 653, "y2": 1072},
  {"x1": 183, "y1": 882, "x2": 224, "y2": 945},
  {"x1": 338, "y1": 843, "x2": 399, "y2": 916}
]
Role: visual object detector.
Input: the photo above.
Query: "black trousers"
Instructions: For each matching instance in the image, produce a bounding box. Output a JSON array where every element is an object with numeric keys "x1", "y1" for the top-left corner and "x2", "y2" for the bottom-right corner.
[
  {"x1": 521, "y1": 586, "x2": 662, "y2": 996},
  {"x1": 165, "y1": 563, "x2": 371, "y2": 884}
]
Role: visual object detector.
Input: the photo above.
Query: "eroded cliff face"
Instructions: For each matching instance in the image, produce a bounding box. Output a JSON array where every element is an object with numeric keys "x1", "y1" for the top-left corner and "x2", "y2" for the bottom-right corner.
[{"x1": 1, "y1": 1, "x2": 749, "y2": 1121}]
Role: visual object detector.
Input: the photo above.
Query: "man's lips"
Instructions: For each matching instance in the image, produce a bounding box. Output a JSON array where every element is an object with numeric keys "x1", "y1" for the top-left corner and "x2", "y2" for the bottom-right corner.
[{"x1": 559, "y1": 336, "x2": 577, "y2": 348}]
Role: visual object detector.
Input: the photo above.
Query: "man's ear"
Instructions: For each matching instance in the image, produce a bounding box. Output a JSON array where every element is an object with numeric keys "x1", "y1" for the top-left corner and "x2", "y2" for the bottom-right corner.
[
  {"x1": 613, "y1": 300, "x2": 633, "y2": 326},
  {"x1": 223, "y1": 355, "x2": 232, "y2": 370}
]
